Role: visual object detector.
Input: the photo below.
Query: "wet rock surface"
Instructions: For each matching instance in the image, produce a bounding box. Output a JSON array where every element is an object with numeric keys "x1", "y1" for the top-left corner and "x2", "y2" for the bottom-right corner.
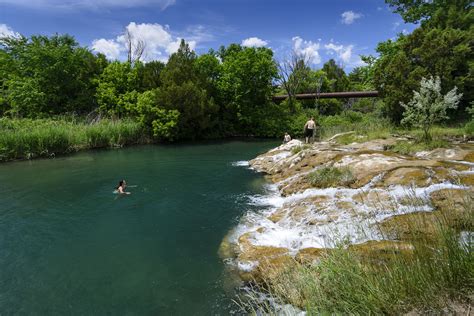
[{"x1": 221, "y1": 138, "x2": 474, "y2": 283}]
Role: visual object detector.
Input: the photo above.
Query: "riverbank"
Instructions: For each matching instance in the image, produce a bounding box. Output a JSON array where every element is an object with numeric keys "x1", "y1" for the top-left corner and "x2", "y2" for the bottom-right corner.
[
  {"x1": 221, "y1": 136, "x2": 473, "y2": 314},
  {"x1": 0, "y1": 118, "x2": 145, "y2": 162},
  {"x1": 1, "y1": 113, "x2": 470, "y2": 164}
]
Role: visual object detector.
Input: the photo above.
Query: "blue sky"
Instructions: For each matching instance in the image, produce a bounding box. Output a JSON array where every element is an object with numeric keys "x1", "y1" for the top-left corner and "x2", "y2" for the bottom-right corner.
[{"x1": 0, "y1": 0, "x2": 415, "y2": 70}]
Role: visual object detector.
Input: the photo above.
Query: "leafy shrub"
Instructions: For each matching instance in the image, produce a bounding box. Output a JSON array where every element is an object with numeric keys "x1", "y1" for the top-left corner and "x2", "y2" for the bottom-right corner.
[
  {"x1": 401, "y1": 76, "x2": 462, "y2": 141},
  {"x1": 465, "y1": 120, "x2": 474, "y2": 137}
]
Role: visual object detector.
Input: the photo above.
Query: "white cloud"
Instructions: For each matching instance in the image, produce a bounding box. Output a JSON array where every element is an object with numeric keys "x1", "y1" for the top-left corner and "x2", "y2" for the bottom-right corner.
[
  {"x1": 341, "y1": 11, "x2": 363, "y2": 24},
  {"x1": 241, "y1": 37, "x2": 268, "y2": 47},
  {"x1": 292, "y1": 36, "x2": 321, "y2": 65},
  {"x1": 339, "y1": 45, "x2": 353, "y2": 63},
  {"x1": 324, "y1": 42, "x2": 354, "y2": 63},
  {"x1": 92, "y1": 38, "x2": 121, "y2": 60},
  {"x1": 323, "y1": 41, "x2": 362, "y2": 68},
  {"x1": 0, "y1": 0, "x2": 176, "y2": 10},
  {"x1": 0, "y1": 23, "x2": 20, "y2": 38},
  {"x1": 324, "y1": 43, "x2": 343, "y2": 54},
  {"x1": 91, "y1": 22, "x2": 200, "y2": 62}
]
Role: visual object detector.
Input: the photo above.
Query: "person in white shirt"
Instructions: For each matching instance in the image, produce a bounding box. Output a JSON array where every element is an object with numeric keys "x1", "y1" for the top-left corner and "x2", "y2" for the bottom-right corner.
[{"x1": 283, "y1": 132, "x2": 291, "y2": 143}]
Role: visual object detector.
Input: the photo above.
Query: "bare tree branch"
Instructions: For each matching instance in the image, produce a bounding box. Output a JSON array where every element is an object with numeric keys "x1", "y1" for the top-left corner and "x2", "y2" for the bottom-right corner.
[
  {"x1": 124, "y1": 29, "x2": 146, "y2": 64},
  {"x1": 277, "y1": 50, "x2": 311, "y2": 112}
]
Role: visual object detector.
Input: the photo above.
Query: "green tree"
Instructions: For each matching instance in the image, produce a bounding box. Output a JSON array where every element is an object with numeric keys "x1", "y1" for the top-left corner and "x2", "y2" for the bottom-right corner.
[
  {"x1": 385, "y1": 0, "x2": 471, "y2": 24},
  {"x1": 401, "y1": 76, "x2": 462, "y2": 141},
  {"x1": 348, "y1": 55, "x2": 376, "y2": 91},
  {"x1": 158, "y1": 40, "x2": 219, "y2": 139},
  {"x1": 194, "y1": 52, "x2": 221, "y2": 97},
  {"x1": 135, "y1": 90, "x2": 180, "y2": 141},
  {"x1": 374, "y1": 1, "x2": 473, "y2": 123},
  {"x1": 322, "y1": 59, "x2": 350, "y2": 92},
  {"x1": 0, "y1": 34, "x2": 103, "y2": 117},
  {"x1": 217, "y1": 44, "x2": 278, "y2": 134},
  {"x1": 138, "y1": 60, "x2": 165, "y2": 91},
  {"x1": 95, "y1": 61, "x2": 140, "y2": 116}
]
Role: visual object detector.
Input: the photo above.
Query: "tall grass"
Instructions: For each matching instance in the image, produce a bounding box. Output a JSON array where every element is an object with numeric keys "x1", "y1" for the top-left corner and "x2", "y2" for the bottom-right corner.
[
  {"x1": 240, "y1": 192, "x2": 473, "y2": 314},
  {"x1": 302, "y1": 111, "x2": 467, "y2": 147},
  {"x1": 319, "y1": 111, "x2": 394, "y2": 141},
  {"x1": 307, "y1": 166, "x2": 355, "y2": 188},
  {"x1": 0, "y1": 118, "x2": 145, "y2": 162}
]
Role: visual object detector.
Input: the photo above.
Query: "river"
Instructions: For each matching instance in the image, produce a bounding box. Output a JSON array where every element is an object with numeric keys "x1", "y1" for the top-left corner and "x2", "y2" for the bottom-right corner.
[{"x1": 0, "y1": 140, "x2": 278, "y2": 314}]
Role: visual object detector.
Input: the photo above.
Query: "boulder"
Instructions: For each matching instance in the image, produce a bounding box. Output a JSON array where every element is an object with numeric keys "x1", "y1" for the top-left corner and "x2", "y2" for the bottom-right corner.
[{"x1": 237, "y1": 245, "x2": 294, "y2": 283}]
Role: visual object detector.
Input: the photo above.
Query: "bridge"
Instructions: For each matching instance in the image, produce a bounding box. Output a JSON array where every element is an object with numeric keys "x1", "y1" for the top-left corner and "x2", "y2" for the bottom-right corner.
[{"x1": 272, "y1": 91, "x2": 379, "y2": 101}]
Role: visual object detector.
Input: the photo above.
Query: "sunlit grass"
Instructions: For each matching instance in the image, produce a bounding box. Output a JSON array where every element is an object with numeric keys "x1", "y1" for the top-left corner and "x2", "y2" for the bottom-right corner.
[
  {"x1": 0, "y1": 118, "x2": 145, "y2": 161},
  {"x1": 308, "y1": 166, "x2": 355, "y2": 188},
  {"x1": 239, "y1": 192, "x2": 474, "y2": 315}
]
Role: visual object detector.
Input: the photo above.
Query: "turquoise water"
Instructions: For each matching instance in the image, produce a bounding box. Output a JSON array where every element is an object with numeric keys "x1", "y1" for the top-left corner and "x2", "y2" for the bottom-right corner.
[{"x1": 0, "y1": 141, "x2": 278, "y2": 315}]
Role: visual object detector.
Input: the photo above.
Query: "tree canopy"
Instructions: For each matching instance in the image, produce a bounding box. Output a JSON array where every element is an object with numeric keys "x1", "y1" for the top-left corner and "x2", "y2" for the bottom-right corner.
[{"x1": 0, "y1": 0, "x2": 472, "y2": 140}]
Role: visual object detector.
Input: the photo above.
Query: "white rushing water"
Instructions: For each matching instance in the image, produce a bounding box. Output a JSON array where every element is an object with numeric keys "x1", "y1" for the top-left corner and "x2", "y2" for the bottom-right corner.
[
  {"x1": 226, "y1": 140, "x2": 473, "y2": 275},
  {"x1": 231, "y1": 177, "x2": 468, "y2": 257},
  {"x1": 231, "y1": 160, "x2": 250, "y2": 167}
]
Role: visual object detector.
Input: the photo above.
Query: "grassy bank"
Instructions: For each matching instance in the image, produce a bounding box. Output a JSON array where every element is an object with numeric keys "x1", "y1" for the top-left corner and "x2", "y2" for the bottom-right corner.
[
  {"x1": 242, "y1": 193, "x2": 473, "y2": 315},
  {"x1": 0, "y1": 118, "x2": 145, "y2": 162},
  {"x1": 294, "y1": 111, "x2": 472, "y2": 155}
]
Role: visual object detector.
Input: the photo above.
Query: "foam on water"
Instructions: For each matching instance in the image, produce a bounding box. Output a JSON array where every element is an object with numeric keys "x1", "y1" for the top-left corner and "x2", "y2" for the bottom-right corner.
[
  {"x1": 448, "y1": 159, "x2": 474, "y2": 167},
  {"x1": 231, "y1": 161, "x2": 250, "y2": 167},
  {"x1": 231, "y1": 176, "x2": 468, "y2": 257}
]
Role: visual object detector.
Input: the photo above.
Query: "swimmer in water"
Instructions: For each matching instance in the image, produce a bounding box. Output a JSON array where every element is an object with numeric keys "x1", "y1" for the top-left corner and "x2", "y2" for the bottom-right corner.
[{"x1": 116, "y1": 180, "x2": 131, "y2": 195}]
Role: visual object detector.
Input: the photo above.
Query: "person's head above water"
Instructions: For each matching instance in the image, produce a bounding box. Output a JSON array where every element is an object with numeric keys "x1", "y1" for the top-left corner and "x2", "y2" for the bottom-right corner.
[{"x1": 117, "y1": 180, "x2": 126, "y2": 188}]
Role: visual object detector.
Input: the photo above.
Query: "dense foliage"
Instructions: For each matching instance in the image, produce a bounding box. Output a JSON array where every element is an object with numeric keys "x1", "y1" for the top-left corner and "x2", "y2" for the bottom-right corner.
[
  {"x1": 373, "y1": 0, "x2": 472, "y2": 122},
  {"x1": 0, "y1": 0, "x2": 472, "y2": 144}
]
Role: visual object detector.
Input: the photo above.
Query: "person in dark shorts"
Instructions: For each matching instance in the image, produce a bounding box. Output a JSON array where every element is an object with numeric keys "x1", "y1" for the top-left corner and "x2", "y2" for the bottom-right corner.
[{"x1": 304, "y1": 117, "x2": 316, "y2": 143}]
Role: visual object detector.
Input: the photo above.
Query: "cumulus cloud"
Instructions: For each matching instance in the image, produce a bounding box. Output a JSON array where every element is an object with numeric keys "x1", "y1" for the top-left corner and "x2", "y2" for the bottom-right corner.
[
  {"x1": 339, "y1": 45, "x2": 353, "y2": 63},
  {"x1": 91, "y1": 38, "x2": 121, "y2": 60},
  {"x1": 91, "y1": 22, "x2": 201, "y2": 62},
  {"x1": 324, "y1": 42, "x2": 353, "y2": 63},
  {"x1": 292, "y1": 36, "x2": 321, "y2": 65},
  {"x1": 341, "y1": 11, "x2": 363, "y2": 24},
  {"x1": 241, "y1": 37, "x2": 268, "y2": 47},
  {"x1": 0, "y1": 0, "x2": 176, "y2": 10},
  {"x1": 0, "y1": 23, "x2": 20, "y2": 38},
  {"x1": 324, "y1": 43, "x2": 343, "y2": 54}
]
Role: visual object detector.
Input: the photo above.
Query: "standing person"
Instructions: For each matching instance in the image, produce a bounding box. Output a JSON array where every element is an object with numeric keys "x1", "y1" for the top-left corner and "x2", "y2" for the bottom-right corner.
[
  {"x1": 304, "y1": 117, "x2": 316, "y2": 143},
  {"x1": 115, "y1": 180, "x2": 131, "y2": 195},
  {"x1": 283, "y1": 132, "x2": 291, "y2": 143}
]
